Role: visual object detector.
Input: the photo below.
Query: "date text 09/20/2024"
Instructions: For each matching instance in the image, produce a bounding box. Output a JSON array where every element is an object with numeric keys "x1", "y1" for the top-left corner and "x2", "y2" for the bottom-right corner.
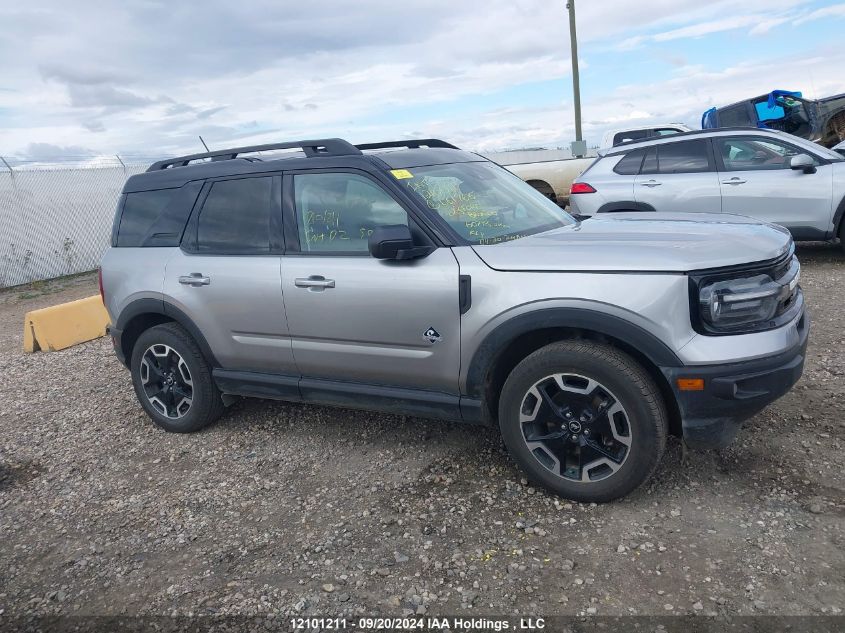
[{"x1": 290, "y1": 616, "x2": 546, "y2": 630}]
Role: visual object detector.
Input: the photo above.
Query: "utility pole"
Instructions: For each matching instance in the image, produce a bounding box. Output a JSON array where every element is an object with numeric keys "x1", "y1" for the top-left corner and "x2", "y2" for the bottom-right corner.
[{"x1": 566, "y1": 0, "x2": 586, "y2": 158}]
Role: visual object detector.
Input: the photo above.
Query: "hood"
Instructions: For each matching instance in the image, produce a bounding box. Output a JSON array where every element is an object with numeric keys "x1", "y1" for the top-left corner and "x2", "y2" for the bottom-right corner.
[{"x1": 471, "y1": 213, "x2": 792, "y2": 273}]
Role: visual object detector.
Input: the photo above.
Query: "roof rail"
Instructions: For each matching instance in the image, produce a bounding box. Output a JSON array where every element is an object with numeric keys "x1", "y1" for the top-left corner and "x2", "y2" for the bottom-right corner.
[
  {"x1": 605, "y1": 126, "x2": 780, "y2": 153},
  {"x1": 355, "y1": 139, "x2": 459, "y2": 151},
  {"x1": 146, "y1": 138, "x2": 362, "y2": 171}
]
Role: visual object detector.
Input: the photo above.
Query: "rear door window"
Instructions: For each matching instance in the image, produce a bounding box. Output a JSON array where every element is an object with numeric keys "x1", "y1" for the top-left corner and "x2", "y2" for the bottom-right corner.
[
  {"x1": 196, "y1": 177, "x2": 274, "y2": 254},
  {"x1": 655, "y1": 140, "x2": 712, "y2": 174}
]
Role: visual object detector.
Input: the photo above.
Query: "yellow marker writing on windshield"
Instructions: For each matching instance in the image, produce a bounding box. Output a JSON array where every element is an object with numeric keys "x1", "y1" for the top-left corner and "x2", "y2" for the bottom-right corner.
[{"x1": 390, "y1": 169, "x2": 413, "y2": 179}]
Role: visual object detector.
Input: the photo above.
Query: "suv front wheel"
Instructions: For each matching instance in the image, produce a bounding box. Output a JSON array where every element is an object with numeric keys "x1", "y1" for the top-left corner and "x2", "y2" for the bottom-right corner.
[
  {"x1": 499, "y1": 341, "x2": 668, "y2": 502},
  {"x1": 130, "y1": 322, "x2": 224, "y2": 433}
]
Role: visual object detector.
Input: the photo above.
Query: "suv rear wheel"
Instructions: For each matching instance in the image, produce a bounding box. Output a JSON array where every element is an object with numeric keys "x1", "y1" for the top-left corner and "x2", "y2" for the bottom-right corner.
[
  {"x1": 498, "y1": 341, "x2": 667, "y2": 502},
  {"x1": 130, "y1": 322, "x2": 224, "y2": 433}
]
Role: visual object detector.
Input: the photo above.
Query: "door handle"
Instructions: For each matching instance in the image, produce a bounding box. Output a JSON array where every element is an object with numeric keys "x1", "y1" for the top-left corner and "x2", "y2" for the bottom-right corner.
[
  {"x1": 178, "y1": 273, "x2": 210, "y2": 286},
  {"x1": 721, "y1": 178, "x2": 747, "y2": 185},
  {"x1": 640, "y1": 180, "x2": 662, "y2": 187},
  {"x1": 295, "y1": 275, "x2": 336, "y2": 289}
]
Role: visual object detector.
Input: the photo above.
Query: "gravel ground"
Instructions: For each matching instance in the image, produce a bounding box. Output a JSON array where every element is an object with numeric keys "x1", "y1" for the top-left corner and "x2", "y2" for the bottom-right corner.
[{"x1": 1, "y1": 244, "x2": 843, "y2": 621}]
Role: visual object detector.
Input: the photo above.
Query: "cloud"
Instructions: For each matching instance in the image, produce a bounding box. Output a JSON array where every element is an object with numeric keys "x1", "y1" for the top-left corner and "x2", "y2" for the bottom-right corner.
[
  {"x1": 2, "y1": 0, "x2": 844, "y2": 159},
  {"x1": 81, "y1": 120, "x2": 105, "y2": 132},
  {"x1": 612, "y1": 1, "x2": 845, "y2": 49},
  {"x1": 66, "y1": 84, "x2": 157, "y2": 109},
  {"x1": 39, "y1": 60, "x2": 159, "y2": 111},
  {"x1": 794, "y1": 3, "x2": 845, "y2": 23},
  {"x1": 616, "y1": 11, "x2": 792, "y2": 49},
  {"x1": 652, "y1": 15, "x2": 764, "y2": 41},
  {"x1": 197, "y1": 106, "x2": 226, "y2": 119},
  {"x1": 749, "y1": 17, "x2": 793, "y2": 35},
  {"x1": 39, "y1": 64, "x2": 122, "y2": 86},
  {"x1": 24, "y1": 142, "x2": 95, "y2": 160}
]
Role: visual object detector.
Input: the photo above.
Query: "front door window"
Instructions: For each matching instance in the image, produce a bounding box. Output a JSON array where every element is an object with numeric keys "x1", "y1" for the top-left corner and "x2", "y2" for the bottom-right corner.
[
  {"x1": 715, "y1": 137, "x2": 815, "y2": 171},
  {"x1": 293, "y1": 172, "x2": 408, "y2": 254}
]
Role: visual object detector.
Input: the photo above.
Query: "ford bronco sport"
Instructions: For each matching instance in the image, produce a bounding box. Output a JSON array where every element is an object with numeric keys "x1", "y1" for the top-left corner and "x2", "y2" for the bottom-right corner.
[{"x1": 101, "y1": 138, "x2": 809, "y2": 502}]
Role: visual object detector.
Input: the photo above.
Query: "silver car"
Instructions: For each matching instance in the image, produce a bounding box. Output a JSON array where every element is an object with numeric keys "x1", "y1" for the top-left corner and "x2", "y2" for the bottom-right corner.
[
  {"x1": 101, "y1": 138, "x2": 808, "y2": 502},
  {"x1": 569, "y1": 128, "x2": 845, "y2": 249}
]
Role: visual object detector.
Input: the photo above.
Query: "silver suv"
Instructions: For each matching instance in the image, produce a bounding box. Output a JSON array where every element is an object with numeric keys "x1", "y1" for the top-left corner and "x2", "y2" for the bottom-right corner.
[
  {"x1": 569, "y1": 128, "x2": 845, "y2": 249},
  {"x1": 101, "y1": 138, "x2": 809, "y2": 502}
]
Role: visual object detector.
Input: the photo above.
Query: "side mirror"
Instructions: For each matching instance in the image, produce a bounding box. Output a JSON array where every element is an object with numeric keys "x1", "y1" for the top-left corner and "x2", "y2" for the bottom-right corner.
[
  {"x1": 790, "y1": 154, "x2": 816, "y2": 174},
  {"x1": 368, "y1": 225, "x2": 433, "y2": 260}
]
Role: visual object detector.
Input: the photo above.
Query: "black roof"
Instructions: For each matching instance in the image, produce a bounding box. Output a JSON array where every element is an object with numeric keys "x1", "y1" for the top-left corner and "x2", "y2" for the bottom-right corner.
[{"x1": 124, "y1": 138, "x2": 483, "y2": 193}]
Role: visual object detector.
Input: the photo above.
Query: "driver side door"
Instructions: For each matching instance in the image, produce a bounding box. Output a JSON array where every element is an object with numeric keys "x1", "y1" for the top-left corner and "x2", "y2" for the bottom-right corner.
[{"x1": 280, "y1": 169, "x2": 462, "y2": 396}]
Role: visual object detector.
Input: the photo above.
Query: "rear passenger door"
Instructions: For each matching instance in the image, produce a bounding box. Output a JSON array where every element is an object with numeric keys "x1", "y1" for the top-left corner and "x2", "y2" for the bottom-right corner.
[
  {"x1": 163, "y1": 175, "x2": 297, "y2": 376},
  {"x1": 634, "y1": 139, "x2": 721, "y2": 214},
  {"x1": 280, "y1": 169, "x2": 462, "y2": 395}
]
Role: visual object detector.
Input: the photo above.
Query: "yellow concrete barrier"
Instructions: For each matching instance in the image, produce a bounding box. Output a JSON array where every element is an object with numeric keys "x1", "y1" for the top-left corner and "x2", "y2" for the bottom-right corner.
[{"x1": 23, "y1": 295, "x2": 110, "y2": 353}]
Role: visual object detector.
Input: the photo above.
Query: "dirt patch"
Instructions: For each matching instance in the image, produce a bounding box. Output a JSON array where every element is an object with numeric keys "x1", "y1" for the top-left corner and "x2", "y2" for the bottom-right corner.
[{"x1": 0, "y1": 459, "x2": 43, "y2": 492}]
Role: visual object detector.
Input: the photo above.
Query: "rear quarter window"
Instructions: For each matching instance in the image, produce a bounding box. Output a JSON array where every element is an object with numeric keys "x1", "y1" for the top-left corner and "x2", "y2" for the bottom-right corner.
[
  {"x1": 613, "y1": 149, "x2": 646, "y2": 175},
  {"x1": 117, "y1": 189, "x2": 177, "y2": 247},
  {"x1": 116, "y1": 183, "x2": 202, "y2": 247}
]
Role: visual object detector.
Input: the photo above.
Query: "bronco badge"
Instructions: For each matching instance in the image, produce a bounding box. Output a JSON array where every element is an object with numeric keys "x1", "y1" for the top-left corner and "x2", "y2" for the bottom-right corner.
[{"x1": 423, "y1": 327, "x2": 442, "y2": 344}]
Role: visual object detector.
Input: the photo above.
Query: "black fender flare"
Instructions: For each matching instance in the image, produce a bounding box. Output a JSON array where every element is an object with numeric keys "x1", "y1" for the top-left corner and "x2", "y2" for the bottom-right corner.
[
  {"x1": 833, "y1": 196, "x2": 845, "y2": 238},
  {"x1": 464, "y1": 307, "x2": 683, "y2": 399},
  {"x1": 596, "y1": 201, "x2": 656, "y2": 213},
  {"x1": 115, "y1": 298, "x2": 219, "y2": 367}
]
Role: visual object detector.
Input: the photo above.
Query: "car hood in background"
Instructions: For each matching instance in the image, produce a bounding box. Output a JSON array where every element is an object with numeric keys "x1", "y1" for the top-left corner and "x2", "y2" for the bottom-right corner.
[{"x1": 471, "y1": 213, "x2": 792, "y2": 273}]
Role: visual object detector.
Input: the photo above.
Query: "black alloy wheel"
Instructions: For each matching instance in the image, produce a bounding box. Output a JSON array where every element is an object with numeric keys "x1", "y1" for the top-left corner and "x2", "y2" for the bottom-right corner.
[{"x1": 139, "y1": 343, "x2": 194, "y2": 419}]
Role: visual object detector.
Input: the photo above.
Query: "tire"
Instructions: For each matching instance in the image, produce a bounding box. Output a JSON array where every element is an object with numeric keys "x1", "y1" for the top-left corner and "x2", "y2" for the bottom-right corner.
[
  {"x1": 498, "y1": 340, "x2": 668, "y2": 502},
  {"x1": 130, "y1": 322, "x2": 224, "y2": 433},
  {"x1": 526, "y1": 180, "x2": 557, "y2": 202}
]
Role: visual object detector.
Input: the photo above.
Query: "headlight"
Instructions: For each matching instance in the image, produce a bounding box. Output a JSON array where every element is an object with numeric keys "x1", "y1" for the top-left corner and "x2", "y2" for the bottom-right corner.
[{"x1": 692, "y1": 256, "x2": 801, "y2": 334}]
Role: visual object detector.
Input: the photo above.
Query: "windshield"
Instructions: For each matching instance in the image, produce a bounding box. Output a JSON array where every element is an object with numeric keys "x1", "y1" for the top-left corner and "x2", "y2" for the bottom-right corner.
[{"x1": 393, "y1": 162, "x2": 575, "y2": 245}]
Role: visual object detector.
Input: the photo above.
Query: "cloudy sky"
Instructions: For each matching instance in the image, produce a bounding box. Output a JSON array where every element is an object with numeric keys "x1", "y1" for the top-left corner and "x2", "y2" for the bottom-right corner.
[{"x1": 2, "y1": 0, "x2": 845, "y2": 162}]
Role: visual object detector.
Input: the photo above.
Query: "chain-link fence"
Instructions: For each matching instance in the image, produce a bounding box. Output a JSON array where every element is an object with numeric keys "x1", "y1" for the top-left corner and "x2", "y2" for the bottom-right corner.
[{"x1": 0, "y1": 157, "x2": 150, "y2": 288}]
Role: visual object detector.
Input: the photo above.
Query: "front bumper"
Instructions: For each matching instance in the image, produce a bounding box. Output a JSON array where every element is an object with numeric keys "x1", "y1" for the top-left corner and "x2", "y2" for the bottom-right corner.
[{"x1": 661, "y1": 310, "x2": 809, "y2": 449}]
